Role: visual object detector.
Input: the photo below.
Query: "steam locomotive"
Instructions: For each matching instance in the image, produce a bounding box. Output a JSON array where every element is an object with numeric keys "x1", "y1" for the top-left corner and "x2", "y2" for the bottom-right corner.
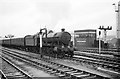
[{"x1": 2, "y1": 28, "x2": 74, "y2": 58}]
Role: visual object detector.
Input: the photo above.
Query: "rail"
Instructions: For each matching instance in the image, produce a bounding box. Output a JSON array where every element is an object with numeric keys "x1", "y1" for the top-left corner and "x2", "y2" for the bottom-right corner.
[
  {"x1": 1, "y1": 56, "x2": 33, "y2": 79},
  {"x1": 1, "y1": 48, "x2": 110, "y2": 79}
]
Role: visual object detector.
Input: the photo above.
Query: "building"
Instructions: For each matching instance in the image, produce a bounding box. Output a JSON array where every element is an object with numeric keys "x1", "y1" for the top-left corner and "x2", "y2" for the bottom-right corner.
[{"x1": 74, "y1": 29, "x2": 96, "y2": 50}]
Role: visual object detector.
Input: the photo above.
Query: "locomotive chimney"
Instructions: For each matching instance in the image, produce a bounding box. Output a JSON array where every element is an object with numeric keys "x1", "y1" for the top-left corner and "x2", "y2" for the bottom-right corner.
[{"x1": 61, "y1": 28, "x2": 65, "y2": 32}]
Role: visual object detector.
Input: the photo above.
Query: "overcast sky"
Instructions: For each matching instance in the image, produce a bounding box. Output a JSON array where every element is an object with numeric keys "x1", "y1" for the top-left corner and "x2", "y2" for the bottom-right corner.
[{"x1": 0, "y1": 0, "x2": 119, "y2": 37}]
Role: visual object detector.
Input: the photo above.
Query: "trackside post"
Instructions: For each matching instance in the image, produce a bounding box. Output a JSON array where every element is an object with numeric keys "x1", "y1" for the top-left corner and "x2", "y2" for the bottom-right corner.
[
  {"x1": 39, "y1": 29, "x2": 43, "y2": 58},
  {"x1": 99, "y1": 31, "x2": 101, "y2": 55}
]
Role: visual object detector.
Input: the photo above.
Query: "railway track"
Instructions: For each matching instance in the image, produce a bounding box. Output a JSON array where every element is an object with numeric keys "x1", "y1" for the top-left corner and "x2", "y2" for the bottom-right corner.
[
  {"x1": 82, "y1": 48, "x2": 120, "y2": 59},
  {"x1": 74, "y1": 51, "x2": 120, "y2": 63},
  {"x1": 0, "y1": 55, "x2": 32, "y2": 79},
  {"x1": 1, "y1": 47, "x2": 112, "y2": 79},
  {"x1": 72, "y1": 55, "x2": 120, "y2": 73},
  {"x1": 73, "y1": 51, "x2": 120, "y2": 74},
  {"x1": 82, "y1": 48, "x2": 119, "y2": 55},
  {"x1": 0, "y1": 70, "x2": 7, "y2": 79},
  {"x1": 87, "y1": 47, "x2": 118, "y2": 51}
]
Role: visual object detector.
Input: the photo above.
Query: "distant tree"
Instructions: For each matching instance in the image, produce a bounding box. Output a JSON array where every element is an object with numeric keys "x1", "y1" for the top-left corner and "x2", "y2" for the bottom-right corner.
[{"x1": 5, "y1": 34, "x2": 14, "y2": 38}]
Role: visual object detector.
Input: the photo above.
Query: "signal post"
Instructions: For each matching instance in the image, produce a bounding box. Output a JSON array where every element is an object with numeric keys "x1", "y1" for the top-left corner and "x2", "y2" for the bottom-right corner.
[
  {"x1": 39, "y1": 28, "x2": 47, "y2": 58},
  {"x1": 99, "y1": 26, "x2": 112, "y2": 49}
]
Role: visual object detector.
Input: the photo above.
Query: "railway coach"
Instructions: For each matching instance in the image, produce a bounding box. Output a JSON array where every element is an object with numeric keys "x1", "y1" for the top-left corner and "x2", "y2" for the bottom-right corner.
[{"x1": 2, "y1": 38, "x2": 11, "y2": 47}]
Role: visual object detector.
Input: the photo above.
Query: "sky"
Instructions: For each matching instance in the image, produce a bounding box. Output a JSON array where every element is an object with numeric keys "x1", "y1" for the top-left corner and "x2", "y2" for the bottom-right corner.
[{"x1": 0, "y1": 0, "x2": 120, "y2": 38}]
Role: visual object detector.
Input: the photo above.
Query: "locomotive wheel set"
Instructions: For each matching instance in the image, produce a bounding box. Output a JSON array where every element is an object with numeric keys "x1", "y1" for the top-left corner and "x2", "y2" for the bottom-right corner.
[{"x1": 2, "y1": 29, "x2": 74, "y2": 58}]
